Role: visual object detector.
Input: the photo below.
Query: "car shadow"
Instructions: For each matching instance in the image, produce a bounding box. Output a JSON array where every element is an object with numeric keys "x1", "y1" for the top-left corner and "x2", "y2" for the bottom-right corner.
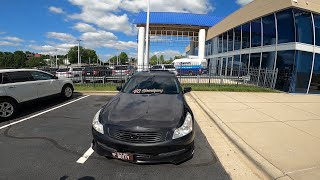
[{"x1": 0, "y1": 92, "x2": 84, "y2": 124}]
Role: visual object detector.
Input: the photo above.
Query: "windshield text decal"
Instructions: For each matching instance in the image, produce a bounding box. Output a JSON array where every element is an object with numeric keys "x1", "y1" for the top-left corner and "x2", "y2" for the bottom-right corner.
[{"x1": 133, "y1": 89, "x2": 164, "y2": 94}]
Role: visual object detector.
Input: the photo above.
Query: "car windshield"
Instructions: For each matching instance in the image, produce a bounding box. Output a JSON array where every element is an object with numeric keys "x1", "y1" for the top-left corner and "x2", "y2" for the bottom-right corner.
[
  {"x1": 122, "y1": 76, "x2": 179, "y2": 94},
  {"x1": 152, "y1": 65, "x2": 162, "y2": 69},
  {"x1": 115, "y1": 66, "x2": 128, "y2": 70}
]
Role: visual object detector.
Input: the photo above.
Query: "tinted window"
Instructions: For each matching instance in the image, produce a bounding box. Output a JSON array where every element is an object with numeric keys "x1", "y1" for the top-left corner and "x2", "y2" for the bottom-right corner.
[
  {"x1": 164, "y1": 65, "x2": 175, "y2": 69},
  {"x1": 315, "y1": 14, "x2": 320, "y2": 46},
  {"x1": 115, "y1": 66, "x2": 128, "y2": 70},
  {"x1": 223, "y1": 33, "x2": 228, "y2": 52},
  {"x1": 152, "y1": 65, "x2": 162, "y2": 69},
  {"x1": 251, "y1": 19, "x2": 262, "y2": 47},
  {"x1": 123, "y1": 76, "x2": 179, "y2": 94},
  {"x1": 277, "y1": 9, "x2": 295, "y2": 44},
  {"x1": 234, "y1": 26, "x2": 241, "y2": 50},
  {"x1": 294, "y1": 9, "x2": 314, "y2": 45},
  {"x1": 57, "y1": 68, "x2": 69, "y2": 72},
  {"x1": 218, "y1": 35, "x2": 223, "y2": 53},
  {"x1": 7, "y1": 71, "x2": 34, "y2": 83},
  {"x1": 31, "y1": 71, "x2": 54, "y2": 81},
  {"x1": 227, "y1": 30, "x2": 233, "y2": 51},
  {"x1": 275, "y1": 50, "x2": 295, "y2": 92},
  {"x1": 241, "y1": 54, "x2": 250, "y2": 70},
  {"x1": 310, "y1": 54, "x2": 320, "y2": 94},
  {"x1": 2, "y1": 73, "x2": 11, "y2": 84},
  {"x1": 242, "y1": 23, "x2": 250, "y2": 49},
  {"x1": 73, "y1": 68, "x2": 84, "y2": 71},
  {"x1": 261, "y1": 52, "x2": 276, "y2": 69},
  {"x1": 262, "y1": 14, "x2": 276, "y2": 46},
  {"x1": 292, "y1": 51, "x2": 313, "y2": 93},
  {"x1": 250, "y1": 53, "x2": 261, "y2": 69},
  {"x1": 232, "y1": 55, "x2": 241, "y2": 76}
]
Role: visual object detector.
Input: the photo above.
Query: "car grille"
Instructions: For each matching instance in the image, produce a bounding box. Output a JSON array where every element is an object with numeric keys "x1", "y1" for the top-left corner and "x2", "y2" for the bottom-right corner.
[{"x1": 109, "y1": 129, "x2": 166, "y2": 144}]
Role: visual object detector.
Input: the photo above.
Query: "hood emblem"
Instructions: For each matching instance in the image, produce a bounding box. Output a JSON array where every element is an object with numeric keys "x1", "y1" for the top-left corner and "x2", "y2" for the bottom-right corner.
[{"x1": 130, "y1": 133, "x2": 141, "y2": 140}]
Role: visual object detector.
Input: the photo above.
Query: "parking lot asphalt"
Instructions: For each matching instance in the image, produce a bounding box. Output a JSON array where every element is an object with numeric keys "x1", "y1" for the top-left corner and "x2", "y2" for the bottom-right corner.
[{"x1": 0, "y1": 94, "x2": 230, "y2": 180}]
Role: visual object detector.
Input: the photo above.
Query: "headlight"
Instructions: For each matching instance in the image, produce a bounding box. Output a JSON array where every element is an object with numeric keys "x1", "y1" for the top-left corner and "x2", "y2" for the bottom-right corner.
[
  {"x1": 92, "y1": 109, "x2": 104, "y2": 134},
  {"x1": 173, "y1": 112, "x2": 193, "y2": 139}
]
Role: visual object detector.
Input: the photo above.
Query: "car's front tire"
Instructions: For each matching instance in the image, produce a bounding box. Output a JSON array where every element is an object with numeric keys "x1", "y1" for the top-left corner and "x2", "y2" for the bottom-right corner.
[
  {"x1": 61, "y1": 84, "x2": 74, "y2": 99},
  {"x1": 0, "y1": 98, "x2": 18, "y2": 120}
]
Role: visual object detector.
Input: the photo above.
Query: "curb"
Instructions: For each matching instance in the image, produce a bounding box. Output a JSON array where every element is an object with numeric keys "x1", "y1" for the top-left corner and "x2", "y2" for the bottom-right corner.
[
  {"x1": 190, "y1": 92, "x2": 291, "y2": 180},
  {"x1": 76, "y1": 91, "x2": 118, "y2": 95}
]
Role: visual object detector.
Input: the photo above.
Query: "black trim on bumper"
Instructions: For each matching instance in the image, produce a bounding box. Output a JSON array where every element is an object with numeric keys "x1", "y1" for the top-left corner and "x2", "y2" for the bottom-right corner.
[{"x1": 92, "y1": 128, "x2": 195, "y2": 164}]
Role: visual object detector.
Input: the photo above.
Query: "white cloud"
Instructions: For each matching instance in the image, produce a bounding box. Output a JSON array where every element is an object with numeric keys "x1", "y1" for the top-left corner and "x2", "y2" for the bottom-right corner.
[
  {"x1": 152, "y1": 50, "x2": 183, "y2": 60},
  {"x1": 236, "y1": 0, "x2": 253, "y2": 6},
  {"x1": 28, "y1": 43, "x2": 77, "y2": 55},
  {"x1": 73, "y1": 22, "x2": 96, "y2": 32},
  {"x1": 2, "y1": 36, "x2": 24, "y2": 42},
  {"x1": 0, "y1": 41, "x2": 20, "y2": 46},
  {"x1": 103, "y1": 40, "x2": 137, "y2": 50},
  {"x1": 49, "y1": 6, "x2": 65, "y2": 14},
  {"x1": 121, "y1": 0, "x2": 213, "y2": 14},
  {"x1": 47, "y1": 32, "x2": 76, "y2": 42}
]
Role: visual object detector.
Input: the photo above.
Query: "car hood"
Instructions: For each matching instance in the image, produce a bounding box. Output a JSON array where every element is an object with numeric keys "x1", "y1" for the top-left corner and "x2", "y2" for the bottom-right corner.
[{"x1": 100, "y1": 93, "x2": 185, "y2": 129}]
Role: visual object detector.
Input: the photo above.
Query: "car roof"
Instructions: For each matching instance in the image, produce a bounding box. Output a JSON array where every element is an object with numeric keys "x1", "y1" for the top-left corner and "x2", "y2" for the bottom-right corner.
[
  {"x1": 0, "y1": 69, "x2": 42, "y2": 73},
  {"x1": 133, "y1": 70, "x2": 176, "y2": 77}
]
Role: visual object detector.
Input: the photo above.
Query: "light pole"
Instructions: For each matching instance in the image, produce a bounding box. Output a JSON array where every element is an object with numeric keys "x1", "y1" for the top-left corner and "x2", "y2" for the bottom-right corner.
[
  {"x1": 55, "y1": 48, "x2": 58, "y2": 68},
  {"x1": 144, "y1": 0, "x2": 150, "y2": 70},
  {"x1": 77, "y1": 39, "x2": 82, "y2": 66}
]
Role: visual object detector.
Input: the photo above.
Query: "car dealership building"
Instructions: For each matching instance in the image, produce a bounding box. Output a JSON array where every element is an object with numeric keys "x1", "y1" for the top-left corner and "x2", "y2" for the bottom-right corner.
[{"x1": 201, "y1": 0, "x2": 320, "y2": 94}]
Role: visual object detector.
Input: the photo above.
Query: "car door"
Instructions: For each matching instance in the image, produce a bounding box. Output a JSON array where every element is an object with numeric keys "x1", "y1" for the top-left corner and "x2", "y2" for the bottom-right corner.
[
  {"x1": 2, "y1": 71, "x2": 38, "y2": 103},
  {"x1": 30, "y1": 71, "x2": 61, "y2": 98}
]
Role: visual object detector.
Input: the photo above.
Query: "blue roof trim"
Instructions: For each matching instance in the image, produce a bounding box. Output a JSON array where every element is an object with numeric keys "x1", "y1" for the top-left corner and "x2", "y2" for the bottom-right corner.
[{"x1": 134, "y1": 12, "x2": 222, "y2": 27}]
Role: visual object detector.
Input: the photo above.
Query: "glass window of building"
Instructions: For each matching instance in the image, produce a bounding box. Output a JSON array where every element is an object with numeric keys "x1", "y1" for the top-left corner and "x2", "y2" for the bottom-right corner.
[
  {"x1": 223, "y1": 33, "x2": 228, "y2": 52},
  {"x1": 242, "y1": 23, "x2": 250, "y2": 49},
  {"x1": 275, "y1": 50, "x2": 295, "y2": 92},
  {"x1": 251, "y1": 19, "x2": 262, "y2": 47},
  {"x1": 261, "y1": 52, "x2": 276, "y2": 70},
  {"x1": 228, "y1": 30, "x2": 234, "y2": 51},
  {"x1": 310, "y1": 54, "x2": 320, "y2": 94},
  {"x1": 293, "y1": 9, "x2": 314, "y2": 45},
  {"x1": 234, "y1": 26, "x2": 241, "y2": 50},
  {"x1": 250, "y1": 53, "x2": 261, "y2": 69},
  {"x1": 277, "y1": 9, "x2": 295, "y2": 44},
  {"x1": 218, "y1": 35, "x2": 223, "y2": 53},
  {"x1": 240, "y1": 54, "x2": 250, "y2": 74},
  {"x1": 314, "y1": 14, "x2": 320, "y2": 47},
  {"x1": 262, "y1": 14, "x2": 276, "y2": 46},
  {"x1": 292, "y1": 51, "x2": 313, "y2": 93},
  {"x1": 232, "y1": 55, "x2": 241, "y2": 76}
]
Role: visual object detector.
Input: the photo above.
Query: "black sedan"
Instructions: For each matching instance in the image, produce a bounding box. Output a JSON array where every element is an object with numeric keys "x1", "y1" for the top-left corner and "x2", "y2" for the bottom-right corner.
[{"x1": 91, "y1": 71, "x2": 194, "y2": 164}]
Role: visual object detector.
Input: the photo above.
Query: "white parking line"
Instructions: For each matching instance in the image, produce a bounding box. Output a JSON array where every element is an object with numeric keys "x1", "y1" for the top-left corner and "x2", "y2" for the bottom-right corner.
[
  {"x1": 77, "y1": 147, "x2": 94, "y2": 164},
  {"x1": 0, "y1": 95, "x2": 90, "y2": 130}
]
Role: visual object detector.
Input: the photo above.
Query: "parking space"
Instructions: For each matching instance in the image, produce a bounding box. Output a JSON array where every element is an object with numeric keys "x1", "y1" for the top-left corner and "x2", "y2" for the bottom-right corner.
[{"x1": 0, "y1": 95, "x2": 229, "y2": 180}]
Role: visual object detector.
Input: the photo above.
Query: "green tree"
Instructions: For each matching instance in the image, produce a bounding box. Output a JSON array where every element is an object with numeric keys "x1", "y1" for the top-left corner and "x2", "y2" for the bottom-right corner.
[
  {"x1": 13, "y1": 51, "x2": 27, "y2": 68},
  {"x1": 149, "y1": 55, "x2": 158, "y2": 65},
  {"x1": 119, "y1": 52, "x2": 128, "y2": 64},
  {"x1": 26, "y1": 57, "x2": 47, "y2": 67},
  {"x1": 159, "y1": 55, "x2": 164, "y2": 64}
]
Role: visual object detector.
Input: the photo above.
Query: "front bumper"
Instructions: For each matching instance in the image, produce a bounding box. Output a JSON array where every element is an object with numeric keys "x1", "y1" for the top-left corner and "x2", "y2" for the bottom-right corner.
[{"x1": 92, "y1": 129, "x2": 195, "y2": 164}]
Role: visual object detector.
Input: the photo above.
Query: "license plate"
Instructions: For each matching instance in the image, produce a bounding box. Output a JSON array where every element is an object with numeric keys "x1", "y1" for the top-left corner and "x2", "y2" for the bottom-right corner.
[{"x1": 112, "y1": 152, "x2": 133, "y2": 161}]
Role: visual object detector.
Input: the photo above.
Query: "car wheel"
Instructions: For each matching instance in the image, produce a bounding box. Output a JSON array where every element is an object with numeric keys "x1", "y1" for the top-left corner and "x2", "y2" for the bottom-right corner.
[
  {"x1": 0, "y1": 98, "x2": 18, "y2": 120},
  {"x1": 61, "y1": 84, "x2": 74, "y2": 99},
  {"x1": 188, "y1": 71, "x2": 194, "y2": 76}
]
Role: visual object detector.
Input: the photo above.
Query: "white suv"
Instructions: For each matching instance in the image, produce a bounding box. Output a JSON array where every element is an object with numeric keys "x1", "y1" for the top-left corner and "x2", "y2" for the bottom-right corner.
[{"x1": 0, "y1": 69, "x2": 74, "y2": 120}]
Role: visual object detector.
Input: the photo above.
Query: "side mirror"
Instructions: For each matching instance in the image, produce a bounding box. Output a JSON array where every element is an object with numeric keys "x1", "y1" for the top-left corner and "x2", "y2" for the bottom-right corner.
[
  {"x1": 53, "y1": 76, "x2": 59, "y2": 79},
  {"x1": 183, "y1": 87, "x2": 192, "y2": 94},
  {"x1": 116, "y1": 86, "x2": 122, "y2": 91}
]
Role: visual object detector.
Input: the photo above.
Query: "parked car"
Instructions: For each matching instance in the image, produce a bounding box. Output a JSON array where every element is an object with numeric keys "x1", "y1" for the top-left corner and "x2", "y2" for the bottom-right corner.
[
  {"x1": 92, "y1": 71, "x2": 194, "y2": 164},
  {"x1": 112, "y1": 65, "x2": 135, "y2": 76},
  {"x1": 151, "y1": 64, "x2": 178, "y2": 75},
  {"x1": 83, "y1": 66, "x2": 112, "y2": 77},
  {"x1": 0, "y1": 69, "x2": 74, "y2": 120},
  {"x1": 56, "y1": 67, "x2": 84, "y2": 78}
]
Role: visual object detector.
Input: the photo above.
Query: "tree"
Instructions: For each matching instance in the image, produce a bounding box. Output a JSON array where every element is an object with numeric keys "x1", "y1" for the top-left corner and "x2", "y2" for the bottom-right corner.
[
  {"x1": 67, "y1": 46, "x2": 85, "y2": 64},
  {"x1": 149, "y1": 55, "x2": 158, "y2": 65},
  {"x1": 119, "y1": 52, "x2": 128, "y2": 64},
  {"x1": 26, "y1": 57, "x2": 47, "y2": 67},
  {"x1": 159, "y1": 55, "x2": 164, "y2": 64},
  {"x1": 13, "y1": 51, "x2": 27, "y2": 68}
]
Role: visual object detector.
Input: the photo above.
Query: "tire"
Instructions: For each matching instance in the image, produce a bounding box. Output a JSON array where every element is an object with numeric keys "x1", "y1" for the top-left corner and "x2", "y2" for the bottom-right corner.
[
  {"x1": 0, "y1": 98, "x2": 18, "y2": 120},
  {"x1": 188, "y1": 71, "x2": 194, "y2": 76},
  {"x1": 61, "y1": 84, "x2": 74, "y2": 99}
]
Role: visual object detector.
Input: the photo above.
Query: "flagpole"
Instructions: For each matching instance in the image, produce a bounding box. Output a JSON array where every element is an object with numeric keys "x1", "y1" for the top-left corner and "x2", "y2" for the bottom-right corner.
[{"x1": 144, "y1": 0, "x2": 150, "y2": 70}]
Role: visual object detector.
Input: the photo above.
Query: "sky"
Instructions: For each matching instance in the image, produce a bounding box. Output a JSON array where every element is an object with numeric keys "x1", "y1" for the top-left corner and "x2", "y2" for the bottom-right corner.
[{"x1": 0, "y1": 0, "x2": 253, "y2": 61}]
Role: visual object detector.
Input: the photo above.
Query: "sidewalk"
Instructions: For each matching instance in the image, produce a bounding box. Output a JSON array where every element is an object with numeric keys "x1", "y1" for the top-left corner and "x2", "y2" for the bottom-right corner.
[{"x1": 191, "y1": 91, "x2": 320, "y2": 180}]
